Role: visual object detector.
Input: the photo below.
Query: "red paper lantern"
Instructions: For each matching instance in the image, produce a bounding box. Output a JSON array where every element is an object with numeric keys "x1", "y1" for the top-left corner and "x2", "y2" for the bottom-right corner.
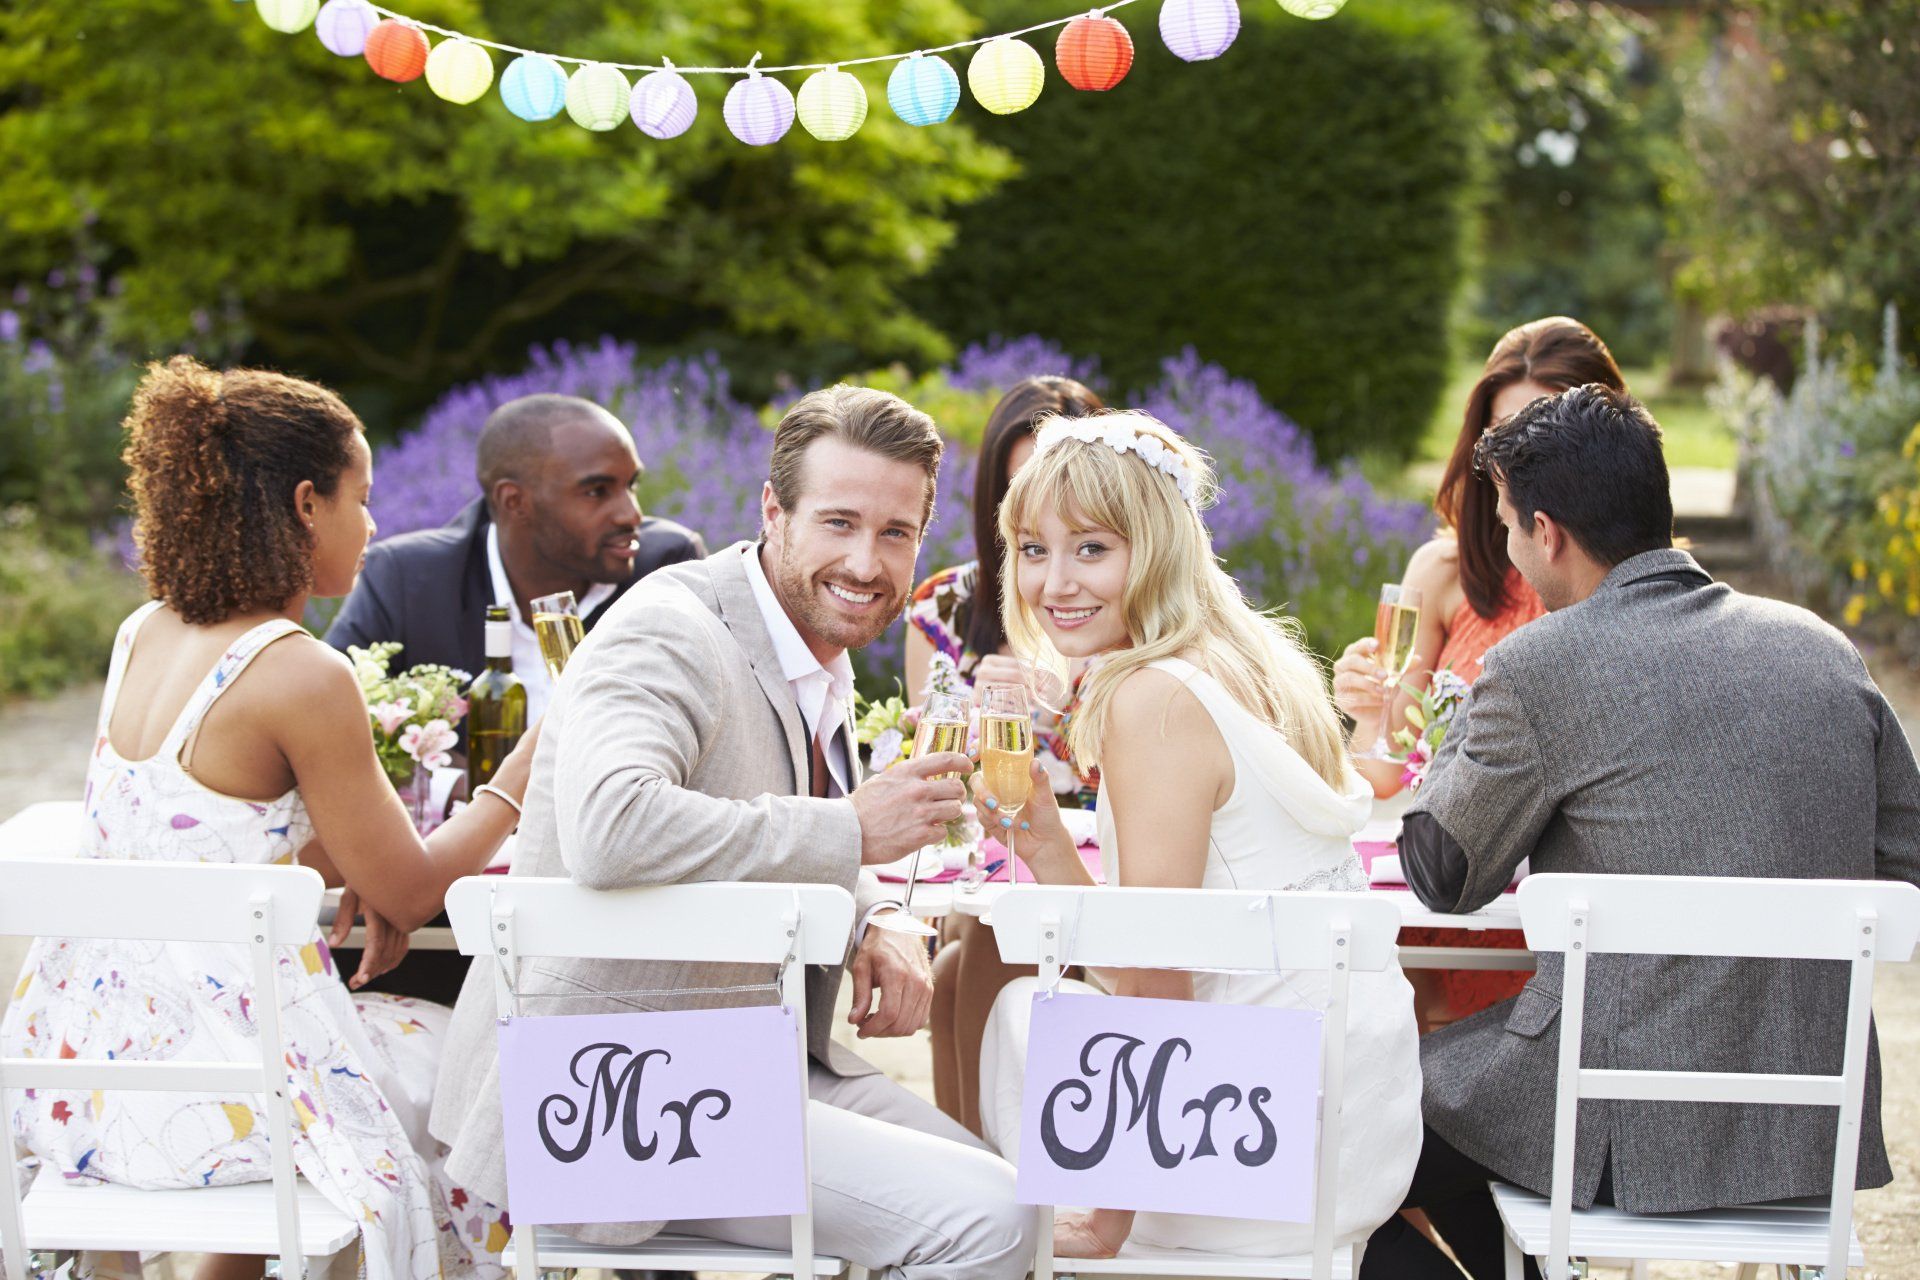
[
  {"x1": 1056, "y1": 13, "x2": 1134, "y2": 91},
  {"x1": 364, "y1": 20, "x2": 429, "y2": 83}
]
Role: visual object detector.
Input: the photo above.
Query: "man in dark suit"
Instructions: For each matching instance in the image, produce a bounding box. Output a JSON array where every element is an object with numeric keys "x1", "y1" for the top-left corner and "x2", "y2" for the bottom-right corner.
[
  {"x1": 326, "y1": 393, "x2": 706, "y2": 722},
  {"x1": 1363, "y1": 385, "x2": 1920, "y2": 1279}
]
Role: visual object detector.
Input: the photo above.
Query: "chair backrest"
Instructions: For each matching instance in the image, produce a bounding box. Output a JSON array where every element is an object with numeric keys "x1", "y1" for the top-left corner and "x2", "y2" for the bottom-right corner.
[
  {"x1": 993, "y1": 886, "x2": 1404, "y2": 1280},
  {"x1": 442, "y1": 876, "x2": 856, "y2": 1279},
  {"x1": 0, "y1": 860, "x2": 326, "y2": 1280},
  {"x1": 1516, "y1": 873, "x2": 1920, "y2": 1280}
]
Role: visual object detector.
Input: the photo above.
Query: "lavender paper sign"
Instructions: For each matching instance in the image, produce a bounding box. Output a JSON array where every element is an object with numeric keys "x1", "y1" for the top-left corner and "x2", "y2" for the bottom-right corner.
[
  {"x1": 1016, "y1": 993, "x2": 1323, "y2": 1222},
  {"x1": 497, "y1": 1005, "x2": 806, "y2": 1225}
]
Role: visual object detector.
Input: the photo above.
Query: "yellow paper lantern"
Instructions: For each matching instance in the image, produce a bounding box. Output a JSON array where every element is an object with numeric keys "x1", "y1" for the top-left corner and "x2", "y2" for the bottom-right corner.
[
  {"x1": 967, "y1": 37, "x2": 1044, "y2": 116},
  {"x1": 566, "y1": 63, "x2": 631, "y2": 132},
  {"x1": 256, "y1": 0, "x2": 320, "y2": 35},
  {"x1": 425, "y1": 39, "x2": 495, "y2": 105},
  {"x1": 797, "y1": 66, "x2": 868, "y2": 142}
]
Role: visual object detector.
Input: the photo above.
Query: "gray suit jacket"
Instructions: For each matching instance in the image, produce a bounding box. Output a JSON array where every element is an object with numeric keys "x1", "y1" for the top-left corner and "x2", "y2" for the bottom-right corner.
[
  {"x1": 429, "y1": 541, "x2": 888, "y2": 1235},
  {"x1": 1410, "y1": 548, "x2": 1920, "y2": 1214}
]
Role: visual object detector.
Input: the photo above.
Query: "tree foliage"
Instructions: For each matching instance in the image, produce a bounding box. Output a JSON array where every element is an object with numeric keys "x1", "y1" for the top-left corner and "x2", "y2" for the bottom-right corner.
[{"x1": 0, "y1": 0, "x2": 1013, "y2": 408}]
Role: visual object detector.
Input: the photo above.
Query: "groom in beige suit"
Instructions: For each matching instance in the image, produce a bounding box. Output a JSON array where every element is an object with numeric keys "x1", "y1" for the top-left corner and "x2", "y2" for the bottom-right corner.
[{"x1": 430, "y1": 385, "x2": 1033, "y2": 1277}]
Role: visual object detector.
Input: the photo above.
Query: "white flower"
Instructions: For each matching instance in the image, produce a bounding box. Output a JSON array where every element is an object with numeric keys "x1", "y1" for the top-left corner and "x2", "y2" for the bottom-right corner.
[
  {"x1": 1039, "y1": 749, "x2": 1079, "y2": 795},
  {"x1": 399, "y1": 718, "x2": 457, "y2": 771},
  {"x1": 1135, "y1": 433, "x2": 1167, "y2": 467},
  {"x1": 869, "y1": 727, "x2": 905, "y2": 773},
  {"x1": 369, "y1": 699, "x2": 412, "y2": 738}
]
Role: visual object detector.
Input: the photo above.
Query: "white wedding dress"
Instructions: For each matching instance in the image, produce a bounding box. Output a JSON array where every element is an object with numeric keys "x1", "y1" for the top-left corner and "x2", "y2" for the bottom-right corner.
[{"x1": 978, "y1": 656, "x2": 1422, "y2": 1255}]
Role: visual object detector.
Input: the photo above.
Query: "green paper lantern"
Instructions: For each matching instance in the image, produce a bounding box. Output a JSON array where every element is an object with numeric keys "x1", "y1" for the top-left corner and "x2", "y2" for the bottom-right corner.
[
  {"x1": 567, "y1": 63, "x2": 631, "y2": 132},
  {"x1": 256, "y1": 0, "x2": 319, "y2": 34},
  {"x1": 797, "y1": 66, "x2": 868, "y2": 142},
  {"x1": 1276, "y1": 0, "x2": 1349, "y2": 18}
]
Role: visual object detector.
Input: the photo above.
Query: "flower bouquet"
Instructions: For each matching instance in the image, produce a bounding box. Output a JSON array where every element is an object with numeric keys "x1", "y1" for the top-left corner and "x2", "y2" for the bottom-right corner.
[
  {"x1": 347, "y1": 642, "x2": 471, "y2": 830},
  {"x1": 1389, "y1": 667, "x2": 1469, "y2": 793}
]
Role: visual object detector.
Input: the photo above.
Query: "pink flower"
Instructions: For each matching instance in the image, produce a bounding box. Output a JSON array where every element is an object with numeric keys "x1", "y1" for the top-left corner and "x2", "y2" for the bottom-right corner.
[
  {"x1": 446, "y1": 696, "x2": 469, "y2": 723},
  {"x1": 369, "y1": 700, "x2": 412, "y2": 738},
  {"x1": 399, "y1": 718, "x2": 457, "y2": 771}
]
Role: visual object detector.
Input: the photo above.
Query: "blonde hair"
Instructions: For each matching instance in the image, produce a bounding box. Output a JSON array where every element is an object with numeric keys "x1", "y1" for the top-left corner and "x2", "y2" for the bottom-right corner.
[{"x1": 998, "y1": 411, "x2": 1355, "y2": 789}]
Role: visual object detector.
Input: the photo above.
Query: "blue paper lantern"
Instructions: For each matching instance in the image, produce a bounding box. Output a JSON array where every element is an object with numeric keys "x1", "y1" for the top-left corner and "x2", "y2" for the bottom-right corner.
[
  {"x1": 500, "y1": 54, "x2": 568, "y2": 122},
  {"x1": 314, "y1": 0, "x2": 378, "y2": 57},
  {"x1": 887, "y1": 53, "x2": 960, "y2": 127},
  {"x1": 630, "y1": 64, "x2": 698, "y2": 139},
  {"x1": 1160, "y1": 0, "x2": 1241, "y2": 62}
]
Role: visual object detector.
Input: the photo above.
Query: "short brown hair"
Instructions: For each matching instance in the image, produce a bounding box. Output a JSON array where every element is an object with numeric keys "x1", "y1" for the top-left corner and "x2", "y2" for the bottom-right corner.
[
  {"x1": 768, "y1": 384, "x2": 944, "y2": 528},
  {"x1": 124, "y1": 356, "x2": 363, "y2": 624}
]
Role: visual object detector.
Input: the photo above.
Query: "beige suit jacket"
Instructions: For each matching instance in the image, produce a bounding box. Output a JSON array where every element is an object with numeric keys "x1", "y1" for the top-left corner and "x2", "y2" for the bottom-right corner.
[{"x1": 429, "y1": 541, "x2": 886, "y2": 1233}]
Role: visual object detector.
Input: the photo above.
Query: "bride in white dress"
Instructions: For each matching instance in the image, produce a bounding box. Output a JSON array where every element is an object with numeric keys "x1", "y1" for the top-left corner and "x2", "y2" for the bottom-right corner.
[{"x1": 971, "y1": 411, "x2": 1421, "y2": 1260}]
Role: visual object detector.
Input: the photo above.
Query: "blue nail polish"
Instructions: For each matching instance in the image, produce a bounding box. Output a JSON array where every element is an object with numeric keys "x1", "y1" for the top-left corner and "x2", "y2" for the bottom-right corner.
[
  {"x1": 1000, "y1": 817, "x2": 1013, "y2": 829},
  {"x1": 1020, "y1": 821, "x2": 1031, "y2": 831},
  {"x1": 984, "y1": 797, "x2": 998, "y2": 811}
]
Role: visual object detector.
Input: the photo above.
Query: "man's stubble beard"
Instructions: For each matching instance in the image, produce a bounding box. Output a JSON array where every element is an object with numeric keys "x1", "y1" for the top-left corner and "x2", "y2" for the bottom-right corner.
[{"x1": 774, "y1": 534, "x2": 904, "y2": 653}]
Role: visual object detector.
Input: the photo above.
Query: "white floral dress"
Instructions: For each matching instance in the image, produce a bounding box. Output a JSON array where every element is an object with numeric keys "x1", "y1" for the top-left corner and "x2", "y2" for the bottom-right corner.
[{"x1": 3, "y1": 603, "x2": 508, "y2": 1280}]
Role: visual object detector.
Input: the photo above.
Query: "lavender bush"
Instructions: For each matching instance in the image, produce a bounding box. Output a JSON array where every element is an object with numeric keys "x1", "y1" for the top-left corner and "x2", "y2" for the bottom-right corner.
[{"x1": 375, "y1": 337, "x2": 1432, "y2": 693}]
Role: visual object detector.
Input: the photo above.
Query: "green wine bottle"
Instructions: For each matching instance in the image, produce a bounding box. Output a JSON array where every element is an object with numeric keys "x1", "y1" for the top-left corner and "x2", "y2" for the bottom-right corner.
[{"x1": 466, "y1": 605, "x2": 527, "y2": 791}]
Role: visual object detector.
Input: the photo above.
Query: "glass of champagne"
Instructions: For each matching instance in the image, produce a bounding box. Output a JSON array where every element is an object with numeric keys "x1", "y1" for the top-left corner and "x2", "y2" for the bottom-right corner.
[
  {"x1": 873, "y1": 689, "x2": 970, "y2": 938},
  {"x1": 531, "y1": 591, "x2": 585, "y2": 679},
  {"x1": 1355, "y1": 583, "x2": 1423, "y2": 761},
  {"x1": 979, "y1": 683, "x2": 1036, "y2": 885}
]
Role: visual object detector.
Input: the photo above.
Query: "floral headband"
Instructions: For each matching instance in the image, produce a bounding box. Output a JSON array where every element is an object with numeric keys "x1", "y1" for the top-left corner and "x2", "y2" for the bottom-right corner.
[{"x1": 1033, "y1": 416, "x2": 1201, "y2": 510}]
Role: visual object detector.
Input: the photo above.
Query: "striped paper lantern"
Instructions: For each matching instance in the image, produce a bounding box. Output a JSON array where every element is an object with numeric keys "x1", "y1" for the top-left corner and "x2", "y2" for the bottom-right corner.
[
  {"x1": 364, "y1": 20, "x2": 429, "y2": 82},
  {"x1": 314, "y1": 0, "x2": 378, "y2": 57},
  {"x1": 1276, "y1": 0, "x2": 1347, "y2": 17},
  {"x1": 886, "y1": 53, "x2": 960, "y2": 127},
  {"x1": 500, "y1": 54, "x2": 567, "y2": 121},
  {"x1": 724, "y1": 71, "x2": 795, "y2": 146},
  {"x1": 797, "y1": 66, "x2": 868, "y2": 142},
  {"x1": 256, "y1": 0, "x2": 318, "y2": 35},
  {"x1": 566, "y1": 63, "x2": 631, "y2": 132},
  {"x1": 1057, "y1": 13, "x2": 1133, "y2": 91},
  {"x1": 630, "y1": 65, "x2": 698, "y2": 139},
  {"x1": 1158, "y1": 0, "x2": 1240, "y2": 62},
  {"x1": 967, "y1": 37, "x2": 1045, "y2": 115},
  {"x1": 425, "y1": 39, "x2": 494, "y2": 104}
]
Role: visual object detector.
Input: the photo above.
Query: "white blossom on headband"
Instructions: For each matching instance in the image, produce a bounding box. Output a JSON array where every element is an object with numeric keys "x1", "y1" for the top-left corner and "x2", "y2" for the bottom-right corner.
[{"x1": 1035, "y1": 417, "x2": 1200, "y2": 509}]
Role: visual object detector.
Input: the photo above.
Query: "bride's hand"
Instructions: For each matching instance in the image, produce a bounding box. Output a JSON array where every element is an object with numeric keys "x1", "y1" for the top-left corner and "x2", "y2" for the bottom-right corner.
[{"x1": 1054, "y1": 1208, "x2": 1134, "y2": 1258}]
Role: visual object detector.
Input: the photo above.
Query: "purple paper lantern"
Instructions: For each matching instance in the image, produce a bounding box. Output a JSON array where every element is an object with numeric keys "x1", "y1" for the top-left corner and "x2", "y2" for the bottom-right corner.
[
  {"x1": 724, "y1": 70, "x2": 795, "y2": 146},
  {"x1": 631, "y1": 64, "x2": 698, "y2": 139},
  {"x1": 1159, "y1": 0, "x2": 1241, "y2": 62},
  {"x1": 314, "y1": 0, "x2": 378, "y2": 57}
]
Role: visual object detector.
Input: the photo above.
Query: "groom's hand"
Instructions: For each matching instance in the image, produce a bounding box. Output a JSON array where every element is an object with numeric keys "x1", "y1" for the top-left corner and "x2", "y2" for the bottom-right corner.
[
  {"x1": 848, "y1": 917, "x2": 934, "y2": 1038},
  {"x1": 850, "y1": 752, "x2": 971, "y2": 865}
]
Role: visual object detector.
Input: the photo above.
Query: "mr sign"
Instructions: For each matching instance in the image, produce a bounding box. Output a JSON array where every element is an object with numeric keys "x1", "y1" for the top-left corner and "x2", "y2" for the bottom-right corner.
[
  {"x1": 1016, "y1": 993, "x2": 1323, "y2": 1222},
  {"x1": 497, "y1": 1005, "x2": 807, "y2": 1225}
]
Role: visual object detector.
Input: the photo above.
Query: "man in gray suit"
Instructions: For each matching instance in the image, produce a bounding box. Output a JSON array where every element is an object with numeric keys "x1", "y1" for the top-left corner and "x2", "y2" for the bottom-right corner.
[
  {"x1": 1363, "y1": 385, "x2": 1920, "y2": 1279},
  {"x1": 430, "y1": 385, "x2": 1033, "y2": 1277}
]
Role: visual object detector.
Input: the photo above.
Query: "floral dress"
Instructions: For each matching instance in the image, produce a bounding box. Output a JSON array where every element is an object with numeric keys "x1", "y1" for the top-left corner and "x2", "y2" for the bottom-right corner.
[
  {"x1": 2, "y1": 603, "x2": 508, "y2": 1280},
  {"x1": 907, "y1": 561, "x2": 1094, "y2": 803}
]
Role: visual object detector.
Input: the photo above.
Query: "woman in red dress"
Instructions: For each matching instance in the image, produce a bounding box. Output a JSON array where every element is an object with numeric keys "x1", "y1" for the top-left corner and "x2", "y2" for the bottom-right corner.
[{"x1": 1333, "y1": 316, "x2": 1627, "y2": 1031}]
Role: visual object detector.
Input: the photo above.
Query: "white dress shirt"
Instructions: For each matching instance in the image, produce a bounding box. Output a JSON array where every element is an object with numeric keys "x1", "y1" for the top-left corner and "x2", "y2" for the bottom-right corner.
[{"x1": 487, "y1": 524, "x2": 616, "y2": 724}]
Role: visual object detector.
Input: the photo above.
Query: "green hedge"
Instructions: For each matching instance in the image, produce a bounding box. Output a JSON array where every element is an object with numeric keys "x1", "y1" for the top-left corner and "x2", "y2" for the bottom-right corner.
[
  {"x1": 0, "y1": 508, "x2": 146, "y2": 698},
  {"x1": 913, "y1": 0, "x2": 1483, "y2": 460}
]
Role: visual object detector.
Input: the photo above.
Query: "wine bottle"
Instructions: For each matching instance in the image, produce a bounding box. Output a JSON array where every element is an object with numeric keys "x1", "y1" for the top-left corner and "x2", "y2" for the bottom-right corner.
[{"x1": 467, "y1": 605, "x2": 527, "y2": 791}]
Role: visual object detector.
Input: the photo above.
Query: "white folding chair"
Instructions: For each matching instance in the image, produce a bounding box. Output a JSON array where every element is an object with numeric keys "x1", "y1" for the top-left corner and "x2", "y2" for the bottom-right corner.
[
  {"x1": 0, "y1": 860, "x2": 355, "y2": 1280},
  {"x1": 443, "y1": 876, "x2": 869, "y2": 1280},
  {"x1": 1493, "y1": 873, "x2": 1920, "y2": 1280},
  {"x1": 992, "y1": 884, "x2": 1407, "y2": 1280}
]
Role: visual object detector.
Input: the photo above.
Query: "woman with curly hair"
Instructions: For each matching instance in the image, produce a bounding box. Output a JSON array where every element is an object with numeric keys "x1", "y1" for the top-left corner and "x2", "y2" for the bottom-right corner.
[{"x1": 1, "y1": 358, "x2": 528, "y2": 1280}]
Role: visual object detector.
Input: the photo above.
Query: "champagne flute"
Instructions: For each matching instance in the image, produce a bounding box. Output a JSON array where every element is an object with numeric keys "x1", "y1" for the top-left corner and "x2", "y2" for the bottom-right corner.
[
  {"x1": 531, "y1": 591, "x2": 585, "y2": 679},
  {"x1": 979, "y1": 683, "x2": 1036, "y2": 885},
  {"x1": 1354, "y1": 583, "x2": 1423, "y2": 761},
  {"x1": 873, "y1": 689, "x2": 970, "y2": 938}
]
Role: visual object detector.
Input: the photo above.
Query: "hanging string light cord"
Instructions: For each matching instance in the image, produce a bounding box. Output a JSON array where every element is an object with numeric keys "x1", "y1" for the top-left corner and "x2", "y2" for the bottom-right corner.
[{"x1": 358, "y1": 0, "x2": 1142, "y2": 74}]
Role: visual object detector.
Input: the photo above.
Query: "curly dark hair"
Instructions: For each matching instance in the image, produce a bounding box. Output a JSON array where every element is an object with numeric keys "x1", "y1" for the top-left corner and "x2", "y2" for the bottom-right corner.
[{"x1": 123, "y1": 356, "x2": 363, "y2": 624}]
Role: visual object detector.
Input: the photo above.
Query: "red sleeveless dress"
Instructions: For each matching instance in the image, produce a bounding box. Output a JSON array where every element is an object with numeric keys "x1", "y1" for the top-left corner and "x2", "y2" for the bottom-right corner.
[{"x1": 1406, "y1": 567, "x2": 1546, "y2": 1027}]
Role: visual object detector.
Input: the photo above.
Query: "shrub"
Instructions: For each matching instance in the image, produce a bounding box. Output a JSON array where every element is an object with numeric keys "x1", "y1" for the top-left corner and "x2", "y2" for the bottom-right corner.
[
  {"x1": 911, "y1": 0, "x2": 1482, "y2": 460},
  {"x1": 377, "y1": 336, "x2": 1432, "y2": 694},
  {"x1": 0, "y1": 506, "x2": 146, "y2": 698}
]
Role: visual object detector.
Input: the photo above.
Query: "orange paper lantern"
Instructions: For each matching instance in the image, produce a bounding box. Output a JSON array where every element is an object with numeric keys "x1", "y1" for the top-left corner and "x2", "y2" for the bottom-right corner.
[
  {"x1": 1056, "y1": 12, "x2": 1134, "y2": 91},
  {"x1": 364, "y1": 20, "x2": 429, "y2": 83}
]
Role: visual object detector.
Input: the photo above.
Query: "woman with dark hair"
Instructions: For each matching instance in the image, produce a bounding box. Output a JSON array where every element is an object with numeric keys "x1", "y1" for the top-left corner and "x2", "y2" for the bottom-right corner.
[
  {"x1": 1, "y1": 358, "x2": 525, "y2": 1280},
  {"x1": 1333, "y1": 317, "x2": 1627, "y2": 1030},
  {"x1": 907, "y1": 374, "x2": 1103, "y2": 1136}
]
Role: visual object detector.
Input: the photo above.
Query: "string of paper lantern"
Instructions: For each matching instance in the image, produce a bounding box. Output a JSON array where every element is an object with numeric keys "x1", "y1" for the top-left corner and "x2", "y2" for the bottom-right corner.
[{"x1": 251, "y1": 0, "x2": 1349, "y2": 140}]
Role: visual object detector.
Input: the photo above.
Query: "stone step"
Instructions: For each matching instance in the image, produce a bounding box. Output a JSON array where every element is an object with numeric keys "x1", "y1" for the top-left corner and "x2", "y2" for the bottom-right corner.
[
  {"x1": 1680, "y1": 537, "x2": 1758, "y2": 573},
  {"x1": 1673, "y1": 511, "x2": 1752, "y2": 543}
]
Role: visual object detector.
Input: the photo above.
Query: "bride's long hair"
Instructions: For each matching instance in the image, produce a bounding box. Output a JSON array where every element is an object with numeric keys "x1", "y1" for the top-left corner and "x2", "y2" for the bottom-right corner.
[{"x1": 998, "y1": 411, "x2": 1355, "y2": 789}]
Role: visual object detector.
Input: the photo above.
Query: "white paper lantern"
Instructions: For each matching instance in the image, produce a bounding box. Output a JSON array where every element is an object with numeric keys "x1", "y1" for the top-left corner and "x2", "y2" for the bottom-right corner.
[
  {"x1": 1159, "y1": 0, "x2": 1241, "y2": 62},
  {"x1": 314, "y1": 0, "x2": 378, "y2": 56},
  {"x1": 630, "y1": 63, "x2": 698, "y2": 139},
  {"x1": 425, "y1": 39, "x2": 494, "y2": 105},
  {"x1": 725, "y1": 70, "x2": 796, "y2": 146},
  {"x1": 797, "y1": 66, "x2": 868, "y2": 142},
  {"x1": 967, "y1": 37, "x2": 1045, "y2": 116},
  {"x1": 567, "y1": 63, "x2": 632, "y2": 132},
  {"x1": 256, "y1": 0, "x2": 319, "y2": 34}
]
